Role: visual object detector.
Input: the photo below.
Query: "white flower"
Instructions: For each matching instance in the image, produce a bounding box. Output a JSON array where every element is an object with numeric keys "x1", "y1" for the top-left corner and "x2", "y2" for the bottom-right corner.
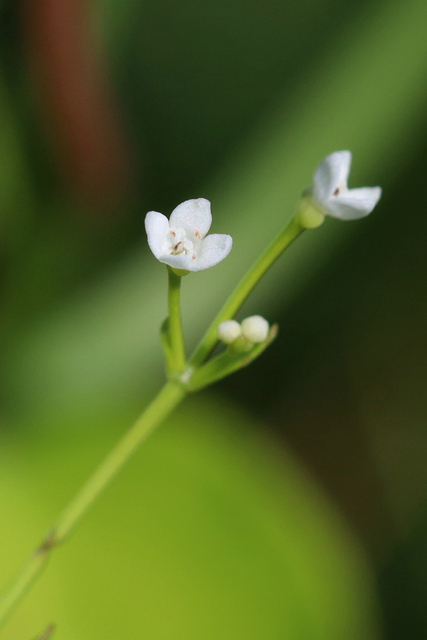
[
  {"x1": 241, "y1": 316, "x2": 270, "y2": 343},
  {"x1": 312, "y1": 150, "x2": 382, "y2": 220},
  {"x1": 218, "y1": 320, "x2": 242, "y2": 344},
  {"x1": 145, "y1": 198, "x2": 233, "y2": 272}
]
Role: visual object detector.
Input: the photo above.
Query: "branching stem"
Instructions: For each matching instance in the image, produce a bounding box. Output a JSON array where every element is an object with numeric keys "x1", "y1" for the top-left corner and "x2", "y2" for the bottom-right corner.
[{"x1": 190, "y1": 215, "x2": 304, "y2": 367}]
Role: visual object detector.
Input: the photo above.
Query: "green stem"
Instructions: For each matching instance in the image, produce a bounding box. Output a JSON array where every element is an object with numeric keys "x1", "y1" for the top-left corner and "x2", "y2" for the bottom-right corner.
[
  {"x1": 0, "y1": 381, "x2": 187, "y2": 630},
  {"x1": 190, "y1": 215, "x2": 304, "y2": 368},
  {"x1": 167, "y1": 268, "x2": 186, "y2": 373}
]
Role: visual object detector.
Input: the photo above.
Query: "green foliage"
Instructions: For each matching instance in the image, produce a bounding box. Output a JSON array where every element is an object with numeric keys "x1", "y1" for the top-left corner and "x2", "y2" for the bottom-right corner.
[{"x1": 0, "y1": 398, "x2": 377, "y2": 639}]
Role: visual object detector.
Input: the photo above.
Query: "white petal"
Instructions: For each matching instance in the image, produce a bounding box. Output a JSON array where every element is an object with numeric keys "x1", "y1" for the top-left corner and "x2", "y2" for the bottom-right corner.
[
  {"x1": 313, "y1": 150, "x2": 352, "y2": 203},
  {"x1": 157, "y1": 252, "x2": 198, "y2": 271},
  {"x1": 169, "y1": 198, "x2": 212, "y2": 237},
  {"x1": 195, "y1": 234, "x2": 233, "y2": 271},
  {"x1": 145, "y1": 211, "x2": 171, "y2": 259},
  {"x1": 326, "y1": 186, "x2": 382, "y2": 220}
]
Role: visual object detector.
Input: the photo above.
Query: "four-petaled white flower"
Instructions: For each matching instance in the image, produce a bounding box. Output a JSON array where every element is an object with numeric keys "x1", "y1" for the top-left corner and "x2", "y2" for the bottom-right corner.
[
  {"x1": 312, "y1": 150, "x2": 382, "y2": 220},
  {"x1": 145, "y1": 198, "x2": 233, "y2": 272}
]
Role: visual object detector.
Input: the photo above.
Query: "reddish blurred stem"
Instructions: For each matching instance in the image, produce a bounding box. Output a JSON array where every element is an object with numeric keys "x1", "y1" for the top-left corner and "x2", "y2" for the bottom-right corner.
[
  {"x1": 35, "y1": 623, "x2": 56, "y2": 640},
  {"x1": 23, "y1": 0, "x2": 132, "y2": 213}
]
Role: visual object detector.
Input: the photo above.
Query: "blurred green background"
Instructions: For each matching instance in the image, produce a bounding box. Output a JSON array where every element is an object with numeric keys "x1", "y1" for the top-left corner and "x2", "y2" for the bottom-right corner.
[{"x1": 1, "y1": 0, "x2": 427, "y2": 637}]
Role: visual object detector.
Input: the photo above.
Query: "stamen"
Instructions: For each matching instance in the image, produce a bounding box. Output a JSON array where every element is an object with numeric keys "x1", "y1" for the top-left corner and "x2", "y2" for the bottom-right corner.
[{"x1": 171, "y1": 241, "x2": 184, "y2": 255}]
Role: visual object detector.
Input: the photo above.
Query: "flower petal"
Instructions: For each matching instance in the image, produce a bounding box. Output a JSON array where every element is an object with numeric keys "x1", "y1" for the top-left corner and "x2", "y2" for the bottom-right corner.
[
  {"x1": 145, "y1": 211, "x2": 171, "y2": 258},
  {"x1": 313, "y1": 150, "x2": 352, "y2": 203},
  {"x1": 169, "y1": 198, "x2": 212, "y2": 237},
  {"x1": 195, "y1": 233, "x2": 233, "y2": 270},
  {"x1": 327, "y1": 186, "x2": 382, "y2": 220},
  {"x1": 156, "y1": 252, "x2": 198, "y2": 271}
]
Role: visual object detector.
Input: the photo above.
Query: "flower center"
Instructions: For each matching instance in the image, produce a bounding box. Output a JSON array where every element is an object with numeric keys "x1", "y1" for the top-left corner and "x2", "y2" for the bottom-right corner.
[
  {"x1": 332, "y1": 180, "x2": 347, "y2": 198},
  {"x1": 170, "y1": 228, "x2": 195, "y2": 255}
]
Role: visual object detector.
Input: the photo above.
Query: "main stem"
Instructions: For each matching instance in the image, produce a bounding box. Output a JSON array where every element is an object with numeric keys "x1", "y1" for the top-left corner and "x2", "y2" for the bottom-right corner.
[
  {"x1": 0, "y1": 380, "x2": 187, "y2": 630},
  {"x1": 190, "y1": 215, "x2": 304, "y2": 367}
]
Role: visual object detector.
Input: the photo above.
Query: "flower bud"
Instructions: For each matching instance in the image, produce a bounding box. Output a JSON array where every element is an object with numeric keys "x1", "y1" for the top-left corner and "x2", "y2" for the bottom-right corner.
[
  {"x1": 218, "y1": 320, "x2": 242, "y2": 344},
  {"x1": 241, "y1": 315, "x2": 269, "y2": 343}
]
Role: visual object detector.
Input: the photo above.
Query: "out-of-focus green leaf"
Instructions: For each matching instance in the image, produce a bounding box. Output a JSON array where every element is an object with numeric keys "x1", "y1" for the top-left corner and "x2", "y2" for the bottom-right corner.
[
  {"x1": 4, "y1": 0, "x2": 427, "y2": 414},
  {"x1": 0, "y1": 396, "x2": 378, "y2": 639},
  {"x1": 0, "y1": 69, "x2": 33, "y2": 250}
]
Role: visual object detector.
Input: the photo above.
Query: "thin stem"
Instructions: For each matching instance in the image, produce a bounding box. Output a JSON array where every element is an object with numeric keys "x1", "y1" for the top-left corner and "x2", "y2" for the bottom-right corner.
[
  {"x1": 0, "y1": 381, "x2": 187, "y2": 630},
  {"x1": 190, "y1": 215, "x2": 304, "y2": 368},
  {"x1": 35, "y1": 624, "x2": 56, "y2": 640},
  {"x1": 167, "y1": 268, "x2": 186, "y2": 373}
]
